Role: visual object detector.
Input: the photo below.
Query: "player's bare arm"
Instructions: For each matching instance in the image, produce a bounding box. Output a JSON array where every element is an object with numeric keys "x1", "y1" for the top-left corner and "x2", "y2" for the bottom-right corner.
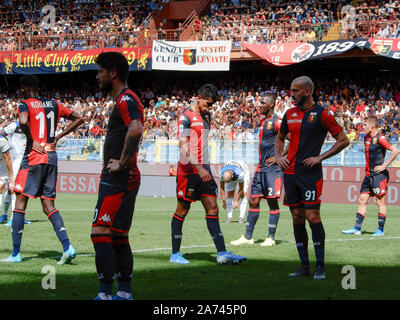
[
  {"x1": 18, "y1": 111, "x2": 45, "y2": 154},
  {"x1": 303, "y1": 131, "x2": 349, "y2": 168},
  {"x1": 107, "y1": 119, "x2": 143, "y2": 173},
  {"x1": 220, "y1": 181, "x2": 226, "y2": 209},
  {"x1": 179, "y1": 137, "x2": 211, "y2": 182},
  {"x1": 233, "y1": 183, "x2": 244, "y2": 209},
  {"x1": 275, "y1": 131, "x2": 290, "y2": 170},
  {"x1": 374, "y1": 144, "x2": 399, "y2": 173},
  {"x1": 51, "y1": 111, "x2": 84, "y2": 150}
]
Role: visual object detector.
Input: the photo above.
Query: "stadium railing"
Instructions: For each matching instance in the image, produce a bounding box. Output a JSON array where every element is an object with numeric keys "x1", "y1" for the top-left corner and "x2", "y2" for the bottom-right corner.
[
  {"x1": 56, "y1": 138, "x2": 400, "y2": 168},
  {"x1": 1, "y1": 20, "x2": 398, "y2": 51}
]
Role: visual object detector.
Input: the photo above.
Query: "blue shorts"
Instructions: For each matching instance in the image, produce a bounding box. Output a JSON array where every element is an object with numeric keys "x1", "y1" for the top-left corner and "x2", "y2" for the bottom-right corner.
[
  {"x1": 92, "y1": 182, "x2": 138, "y2": 233},
  {"x1": 283, "y1": 172, "x2": 323, "y2": 210},
  {"x1": 250, "y1": 166, "x2": 283, "y2": 199},
  {"x1": 360, "y1": 171, "x2": 389, "y2": 197},
  {"x1": 13, "y1": 164, "x2": 57, "y2": 200},
  {"x1": 176, "y1": 166, "x2": 218, "y2": 202}
]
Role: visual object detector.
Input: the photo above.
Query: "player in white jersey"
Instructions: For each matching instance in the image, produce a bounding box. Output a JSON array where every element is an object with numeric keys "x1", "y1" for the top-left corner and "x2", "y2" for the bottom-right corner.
[
  {"x1": 0, "y1": 135, "x2": 14, "y2": 224},
  {"x1": 219, "y1": 160, "x2": 250, "y2": 223},
  {"x1": 0, "y1": 122, "x2": 30, "y2": 225}
]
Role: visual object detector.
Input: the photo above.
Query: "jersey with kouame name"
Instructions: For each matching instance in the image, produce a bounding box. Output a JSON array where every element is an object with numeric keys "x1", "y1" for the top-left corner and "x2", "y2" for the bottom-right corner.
[
  {"x1": 177, "y1": 107, "x2": 211, "y2": 175},
  {"x1": 257, "y1": 114, "x2": 281, "y2": 172},
  {"x1": 101, "y1": 88, "x2": 144, "y2": 191},
  {"x1": 18, "y1": 97, "x2": 73, "y2": 166},
  {"x1": 364, "y1": 132, "x2": 392, "y2": 176},
  {"x1": 279, "y1": 103, "x2": 343, "y2": 174}
]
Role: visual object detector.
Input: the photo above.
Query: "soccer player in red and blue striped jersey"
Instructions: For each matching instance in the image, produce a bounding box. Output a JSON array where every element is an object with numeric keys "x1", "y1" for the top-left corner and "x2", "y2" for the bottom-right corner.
[
  {"x1": 276, "y1": 76, "x2": 349, "y2": 279},
  {"x1": 1, "y1": 75, "x2": 83, "y2": 265},
  {"x1": 230, "y1": 93, "x2": 284, "y2": 247},
  {"x1": 170, "y1": 84, "x2": 247, "y2": 265},
  {"x1": 91, "y1": 52, "x2": 144, "y2": 300},
  {"x1": 342, "y1": 116, "x2": 399, "y2": 237}
]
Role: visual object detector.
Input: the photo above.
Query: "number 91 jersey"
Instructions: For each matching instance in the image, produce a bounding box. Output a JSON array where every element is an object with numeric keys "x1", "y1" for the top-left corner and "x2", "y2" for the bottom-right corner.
[{"x1": 18, "y1": 97, "x2": 72, "y2": 166}]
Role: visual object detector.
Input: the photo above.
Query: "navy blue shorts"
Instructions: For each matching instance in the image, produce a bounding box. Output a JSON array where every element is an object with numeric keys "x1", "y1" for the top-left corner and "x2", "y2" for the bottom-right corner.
[
  {"x1": 13, "y1": 164, "x2": 57, "y2": 200},
  {"x1": 360, "y1": 171, "x2": 389, "y2": 197},
  {"x1": 283, "y1": 172, "x2": 323, "y2": 210},
  {"x1": 176, "y1": 167, "x2": 218, "y2": 202},
  {"x1": 250, "y1": 166, "x2": 283, "y2": 199},
  {"x1": 92, "y1": 182, "x2": 138, "y2": 233}
]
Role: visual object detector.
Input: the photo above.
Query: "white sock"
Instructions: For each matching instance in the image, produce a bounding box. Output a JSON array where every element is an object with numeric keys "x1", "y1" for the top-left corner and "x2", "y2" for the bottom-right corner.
[
  {"x1": 2, "y1": 192, "x2": 11, "y2": 216},
  {"x1": 240, "y1": 198, "x2": 248, "y2": 219},
  {"x1": 226, "y1": 198, "x2": 233, "y2": 219},
  {"x1": 11, "y1": 193, "x2": 16, "y2": 212}
]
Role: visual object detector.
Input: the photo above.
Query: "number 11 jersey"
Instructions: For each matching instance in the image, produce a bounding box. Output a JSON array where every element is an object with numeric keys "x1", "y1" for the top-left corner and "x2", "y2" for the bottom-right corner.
[{"x1": 18, "y1": 97, "x2": 73, "y2": 166}]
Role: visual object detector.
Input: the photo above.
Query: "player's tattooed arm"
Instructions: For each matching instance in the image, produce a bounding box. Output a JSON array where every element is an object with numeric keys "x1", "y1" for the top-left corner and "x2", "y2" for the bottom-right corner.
[{"x1": 107, "y1": 119, "x2": 143, "y2": 173}]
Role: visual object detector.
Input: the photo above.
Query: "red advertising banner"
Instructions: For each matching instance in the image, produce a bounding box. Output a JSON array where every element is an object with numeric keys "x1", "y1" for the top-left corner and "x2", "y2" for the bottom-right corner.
[
  {"x1": 244, "y1": 38, "x2": 400, "y2": 66},
  {"x1": 0, "y1": 47, "x2": 152, "y2": 74},
  {"x1": 56, "y1": 166, "x2": 400, "y2": 204}
]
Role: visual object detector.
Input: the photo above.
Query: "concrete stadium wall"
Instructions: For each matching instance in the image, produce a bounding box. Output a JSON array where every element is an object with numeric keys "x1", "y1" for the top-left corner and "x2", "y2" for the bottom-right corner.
[{"x1": 57, "y1": 161, "x2": 400, "y2": 205}]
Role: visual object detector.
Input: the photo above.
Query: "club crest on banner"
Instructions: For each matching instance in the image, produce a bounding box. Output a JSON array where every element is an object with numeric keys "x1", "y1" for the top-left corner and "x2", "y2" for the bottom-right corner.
[
  {"x1": 292, "y1": 43, "x2": 315, "y2": 63},
  {"x1": 183, "y1": 49, "x2": 196, "y2": 65}
]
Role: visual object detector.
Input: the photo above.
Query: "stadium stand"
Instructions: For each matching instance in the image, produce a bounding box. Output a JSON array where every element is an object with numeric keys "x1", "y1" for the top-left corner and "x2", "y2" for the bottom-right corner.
[{"x1": 0, "y1": 0, "x2": 399, "y2": 165}]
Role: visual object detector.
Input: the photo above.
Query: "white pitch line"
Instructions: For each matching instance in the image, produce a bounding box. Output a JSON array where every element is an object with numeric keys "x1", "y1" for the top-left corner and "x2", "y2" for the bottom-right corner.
[{"x1": 43, "y1": 236, "x2": 400, "y2": 260}]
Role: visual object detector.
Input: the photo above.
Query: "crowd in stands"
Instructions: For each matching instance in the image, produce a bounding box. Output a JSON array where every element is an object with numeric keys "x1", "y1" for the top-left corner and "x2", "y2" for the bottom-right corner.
[
  {"x1": 1, "y1": 69, "x2": 399, "y2": 146},
  {"x1": 0, "y1": 0, "x2": 169, "y2": 50},
  {"x1": 1, "y1": 1, "x2": 400, "y2": 51},
  {"x1": 198, "y1": 0, "x2": 400, "y2": 44}
]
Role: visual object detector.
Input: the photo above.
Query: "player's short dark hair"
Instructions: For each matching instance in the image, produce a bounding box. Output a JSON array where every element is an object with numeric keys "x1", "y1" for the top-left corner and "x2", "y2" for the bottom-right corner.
[
  {"x1": 95, "y1": 51, "x2": 129, "y2": 83},
  {"x1": 197, "y1": 84, "x2": 219, "y2": 102},
  {"x1": 261, "y1": 92, "x2": 276, "y2": 104},
  {"x1": 19, "y1": 75, "x2": 39, "y2": 88}
]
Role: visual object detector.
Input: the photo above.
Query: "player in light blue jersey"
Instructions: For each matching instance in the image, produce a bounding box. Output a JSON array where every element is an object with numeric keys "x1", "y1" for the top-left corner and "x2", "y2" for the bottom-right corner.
[{"x1": 219, "y1": 160, "x2": 250, "y2": 223}]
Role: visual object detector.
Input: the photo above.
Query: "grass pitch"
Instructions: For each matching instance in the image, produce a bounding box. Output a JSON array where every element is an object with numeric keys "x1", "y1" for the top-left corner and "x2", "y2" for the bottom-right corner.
[{"x1": 0, "y1": 193, "x2": 399, "y2": 300}]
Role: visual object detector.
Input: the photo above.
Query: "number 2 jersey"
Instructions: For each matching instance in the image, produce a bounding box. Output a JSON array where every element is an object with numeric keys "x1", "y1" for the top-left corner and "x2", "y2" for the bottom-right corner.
[{"x1": 18, "y1": 97, "x2": 73, "y2": 166}]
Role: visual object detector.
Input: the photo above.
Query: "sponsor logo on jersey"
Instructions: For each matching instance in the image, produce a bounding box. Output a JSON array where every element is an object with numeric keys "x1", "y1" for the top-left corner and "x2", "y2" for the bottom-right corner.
[
  {"x1": 99, "y1": 214, "x2": 112, "y2": 223},
  {"x1": 120, "y1": 95, "x2": 133, "y2": 102}
]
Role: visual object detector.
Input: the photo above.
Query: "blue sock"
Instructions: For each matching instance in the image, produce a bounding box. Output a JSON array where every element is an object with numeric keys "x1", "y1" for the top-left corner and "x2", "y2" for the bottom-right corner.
[
  {"x1": 205, "y1": 215, "x2": 226, "y2": 252},
  {"x1": 245, "y1": 208, "x2": 260, "y2": 239},
  {"x1": 11, "y1": 210, "x2": 25, "y2": 256},
  {"x1": 268, "y1": 210, "x2": 280, "y2": 239},
  {"x1": 112, "y1": 236, "x2": 133, "y2": 294},
  {"x1": 378, "y1": 213, "x2": 386, "y2": 231},
  {"x1": 171, "y1": 213, "x2": 184, "y2": 254},
  {"x1": 293, "y1": 223, "x2": 309, "y2": 266},
  {"x1": 355, "y1": 212, "x2": 364, "y2": 231},
  {"x1": 310, "y1": 222, "x2": 325, "y2": 268},
  {"x1": 91, "y1": 234, "x2": 115, "y2": 296},
  {"x1": 48, "y1": 210, "x2": 70, "y2": 251}
]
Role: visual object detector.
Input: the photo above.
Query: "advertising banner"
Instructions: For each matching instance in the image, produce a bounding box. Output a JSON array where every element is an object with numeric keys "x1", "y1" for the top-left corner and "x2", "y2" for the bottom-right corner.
[
  {"x1": 244, "y1": 38, "x2": 400, "y2": 66},
  {"x1": 152, "y1": 40, "x2": 231, "y2": 71},
  {"x1": 0, "y1": 47, "x2": 152, "y2": 74}
]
